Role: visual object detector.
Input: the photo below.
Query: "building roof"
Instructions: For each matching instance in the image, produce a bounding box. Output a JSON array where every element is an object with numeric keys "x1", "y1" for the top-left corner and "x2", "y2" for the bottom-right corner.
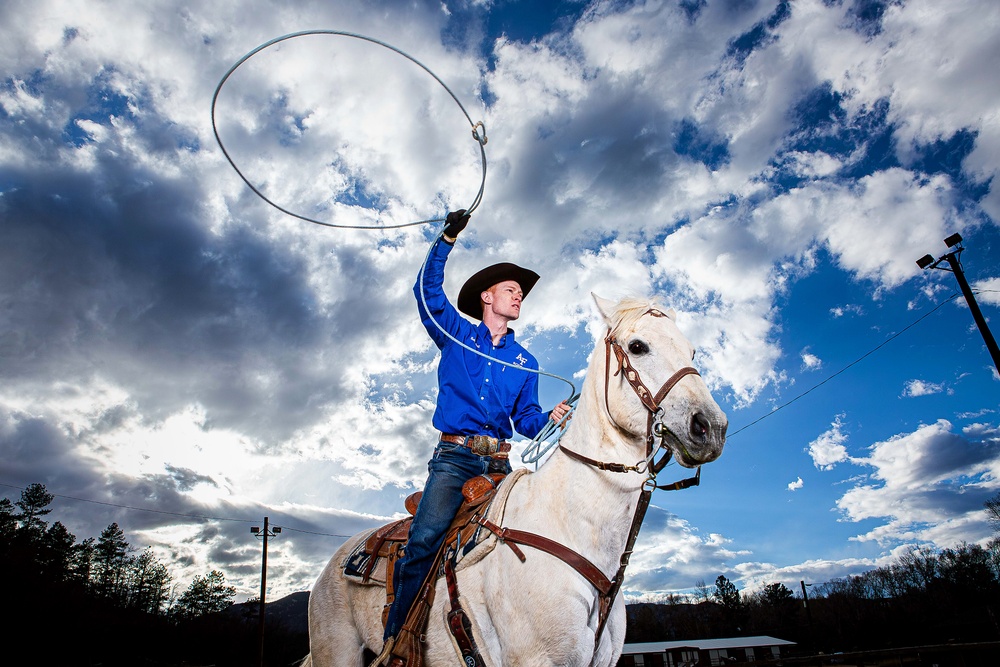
[{"x1": 622, "y1": 636, "x2": 796, "y2": 654}]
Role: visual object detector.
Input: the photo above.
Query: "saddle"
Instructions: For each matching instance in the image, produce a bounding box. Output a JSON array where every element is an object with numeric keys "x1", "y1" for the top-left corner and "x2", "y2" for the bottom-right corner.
[{"x1": 354, "y1": 472, "x2": 507, "y2": 667}]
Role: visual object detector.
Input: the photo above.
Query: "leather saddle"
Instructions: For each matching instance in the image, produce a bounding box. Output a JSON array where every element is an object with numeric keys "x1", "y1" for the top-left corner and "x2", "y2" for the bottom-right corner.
[{"x1": 351, "y1": 472, "x2": 508, "y2": 626}]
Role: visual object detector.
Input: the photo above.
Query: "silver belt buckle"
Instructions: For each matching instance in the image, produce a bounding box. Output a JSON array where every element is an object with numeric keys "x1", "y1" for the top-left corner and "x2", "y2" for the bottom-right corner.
[{"x1": 468, "y1": 435, "x2": 498, "y2": 456}]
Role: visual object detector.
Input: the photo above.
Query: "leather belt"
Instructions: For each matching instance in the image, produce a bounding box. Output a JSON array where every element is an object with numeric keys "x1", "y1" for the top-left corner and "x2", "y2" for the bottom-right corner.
[{"x1": 440, "y1": 433, "x2": 511, "y2": 458}]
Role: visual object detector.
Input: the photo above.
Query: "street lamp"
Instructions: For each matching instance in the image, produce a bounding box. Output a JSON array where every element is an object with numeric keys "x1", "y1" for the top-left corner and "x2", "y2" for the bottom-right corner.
[
  {"x1": 251, "y1": 518, "x2": 282, "y2": 667},
  {"x1": 916, "y1": 233, "x2": 1000, "y2": 375}
]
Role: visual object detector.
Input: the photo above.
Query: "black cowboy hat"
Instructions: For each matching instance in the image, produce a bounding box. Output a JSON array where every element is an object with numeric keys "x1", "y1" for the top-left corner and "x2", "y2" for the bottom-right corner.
[{"x1": 457, "y1": 262, "x2": 540, "y2": 320}]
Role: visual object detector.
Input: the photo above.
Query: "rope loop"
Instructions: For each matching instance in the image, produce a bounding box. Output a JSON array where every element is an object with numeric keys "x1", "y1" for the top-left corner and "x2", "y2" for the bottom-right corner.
[{"x1": 212, "y1": 30, "x2": 488, "y2": 230}]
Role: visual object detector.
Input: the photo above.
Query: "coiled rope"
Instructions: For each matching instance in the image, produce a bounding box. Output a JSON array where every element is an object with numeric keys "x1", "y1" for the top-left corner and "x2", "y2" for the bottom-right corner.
[
  {"x1": 211, "y1": 29, "x2": 488, "y2": 228},
  {"x1": 213, "y1": 31, "x2": 575, "y2": 461}
]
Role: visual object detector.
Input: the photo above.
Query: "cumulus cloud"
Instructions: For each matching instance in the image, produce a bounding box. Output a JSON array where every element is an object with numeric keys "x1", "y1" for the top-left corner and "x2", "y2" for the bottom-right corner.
[
  {"x1": 972, "y1": 277, "x2": 1000, "y2": 306},
  {"x1": 787, "y1": 477, "x2": 804, "y2": 491},
  {"x1": 902, "y1": 379, "x2": 947, "y2": 397},
  {"x1": 808, "y1": 415, "x2": 851, "y2": 470},
  {"x1": 800, "y1": 349, "x2": 822, "y2": 371},
  {"x1": 837, "y1": 420, "x2": 1000, "y2": 546},
  {"x1": 830, "y1": 304, "x2": 864, "y2": 318},
  {"x1": 623, "y1": 504, "x2": 752, "y2": 599}
]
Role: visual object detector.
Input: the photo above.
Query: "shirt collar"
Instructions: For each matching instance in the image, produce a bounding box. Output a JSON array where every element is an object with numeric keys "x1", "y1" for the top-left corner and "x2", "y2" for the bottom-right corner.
[{"x1": 476, "y1": 321, "x2": 515, "y2": 347}]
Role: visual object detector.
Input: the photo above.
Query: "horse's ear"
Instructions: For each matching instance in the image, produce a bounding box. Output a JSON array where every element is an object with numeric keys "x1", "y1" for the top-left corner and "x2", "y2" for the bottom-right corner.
[
  {"x1": 665, "y1": 308, "x2": 677, "y2": 320},
  {"x1": 592, "y1": 293, "x2": 616, "y2": 325}
]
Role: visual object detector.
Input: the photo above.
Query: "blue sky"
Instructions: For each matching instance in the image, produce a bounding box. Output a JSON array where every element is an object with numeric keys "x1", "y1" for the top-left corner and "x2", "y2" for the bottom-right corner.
[{"x1": 1, "y1": 0, "x2": 998, "y2": 603}]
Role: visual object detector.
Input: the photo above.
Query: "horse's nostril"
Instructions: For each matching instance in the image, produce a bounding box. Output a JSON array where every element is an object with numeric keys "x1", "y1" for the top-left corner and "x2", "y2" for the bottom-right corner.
[{"x1": 691, "y1": 413, "x2": 711, "y2": 440}]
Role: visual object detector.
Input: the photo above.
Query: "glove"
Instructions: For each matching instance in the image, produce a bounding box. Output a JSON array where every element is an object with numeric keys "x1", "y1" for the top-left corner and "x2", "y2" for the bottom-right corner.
[{"x1": 443, "y1": 209, "x2": 470, "y2": 239}]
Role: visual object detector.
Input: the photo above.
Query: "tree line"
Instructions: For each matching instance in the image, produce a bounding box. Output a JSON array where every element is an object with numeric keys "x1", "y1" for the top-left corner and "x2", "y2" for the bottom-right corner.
[
  {"x1": 1, "y1": 482, "x2": 237, "y2": 618},
  {"x1": 627, "y1": 493, "x2": 1000, "y2": 653},
  {"x1": 0, "y1": 483, "x2": 286, "y2": 666}
]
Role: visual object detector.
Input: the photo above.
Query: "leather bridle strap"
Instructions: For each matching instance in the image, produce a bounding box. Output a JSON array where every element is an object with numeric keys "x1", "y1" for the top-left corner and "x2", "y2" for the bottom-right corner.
[
  {"x1": 594, "y1": 487, "x2": 652, "y2": 643},
  {"x1": 603, "y1": 324, "x2": 700, "y2": 453},
  {"x1": 444, "y1": 558, "x2": 487, "y2": 667},
  {"x1": 558, "y1": 444, "x2": 641, "y2": 474},
  {"x1": 474, "y1": 517, "x2": 613, "y2": 596}
]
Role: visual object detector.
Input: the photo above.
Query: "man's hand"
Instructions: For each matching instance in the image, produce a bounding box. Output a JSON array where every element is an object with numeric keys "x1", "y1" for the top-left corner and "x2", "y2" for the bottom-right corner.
[
  {"x1": 442, "y1": 209, "x2": 470, "y2": 242},
  {"x1": 550, "y1": 400, "x2": 572, "y2": 428}
]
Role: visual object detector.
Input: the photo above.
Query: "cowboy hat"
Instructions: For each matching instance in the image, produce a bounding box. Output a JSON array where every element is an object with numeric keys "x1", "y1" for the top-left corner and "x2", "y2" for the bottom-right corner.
[{"x1": 457, "y1": 262, "x2": 540, "y2": 320}]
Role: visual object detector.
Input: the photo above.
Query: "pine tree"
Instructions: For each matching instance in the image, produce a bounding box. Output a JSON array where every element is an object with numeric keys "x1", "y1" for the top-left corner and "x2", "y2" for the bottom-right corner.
[
  {"x1": 127, "y1": 547, "x2": 172, "y2": 615},
  {"x1": 14, "y1": 483, "x2": 55, "y2": 539},
  {"x1": 713, "y1": 574, "x2": 741, "y2": 609},
  {"x1": 70, "y1": 537, "x2": 96, "y2": 586},
  {"x1": 38, "y1": 521, "x2": 77, "y2": 581},
  {"x1": 713, "y1": 574, "x2": 746, "y2": 634},
  {"x1": 93, "y1": 522, "x2": 132, "y2": 603},
  {"x1": 0, "y1": 498, "x2": 16, "y2": 557},
  {"x1": 174, "y1": 569, "x2": 236, "y2": 619}
]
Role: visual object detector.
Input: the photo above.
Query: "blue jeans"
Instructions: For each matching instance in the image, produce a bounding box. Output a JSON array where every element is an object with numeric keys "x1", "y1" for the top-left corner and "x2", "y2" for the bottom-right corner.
[{"x1": 383, "y1": 440, "x2": 511, "y2": 640}]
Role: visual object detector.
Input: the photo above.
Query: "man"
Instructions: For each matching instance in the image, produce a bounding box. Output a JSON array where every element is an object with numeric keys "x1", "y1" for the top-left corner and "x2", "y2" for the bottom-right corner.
[{"x1": 380, "y1": 210, "x2": 570, "y2": 657}]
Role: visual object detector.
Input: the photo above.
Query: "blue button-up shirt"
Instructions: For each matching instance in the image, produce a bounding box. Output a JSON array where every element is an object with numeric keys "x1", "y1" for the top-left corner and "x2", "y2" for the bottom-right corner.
[{"x1": 415, "y1": 238, "x2": 549, "y2": 440}]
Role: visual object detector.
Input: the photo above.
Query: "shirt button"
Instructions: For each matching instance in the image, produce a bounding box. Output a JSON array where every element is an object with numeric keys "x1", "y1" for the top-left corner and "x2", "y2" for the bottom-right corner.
[{"x1": 485, "y1": 379, "x2": 489, "y2": 383}]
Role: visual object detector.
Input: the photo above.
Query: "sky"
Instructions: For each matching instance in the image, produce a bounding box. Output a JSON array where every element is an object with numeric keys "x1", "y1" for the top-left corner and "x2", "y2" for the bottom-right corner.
[{"x1": 2, "y1": 0, "x2": 999, "y2": 606}]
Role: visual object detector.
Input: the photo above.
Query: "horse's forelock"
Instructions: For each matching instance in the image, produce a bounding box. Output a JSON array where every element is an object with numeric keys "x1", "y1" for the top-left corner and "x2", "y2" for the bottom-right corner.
[{"x1": 608, "y1": 297, "x2": 666, "y2": 337}]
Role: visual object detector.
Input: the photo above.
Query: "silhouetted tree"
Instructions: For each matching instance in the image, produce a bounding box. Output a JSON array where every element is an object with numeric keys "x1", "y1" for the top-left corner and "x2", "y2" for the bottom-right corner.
[
  {"x1": 174, "y1": 569, "x2": 237, "y2": 619},
  {"x1": 713, "y1": 574, "x2": 746, "y2": 634},
  {"x1": 713, "y1": 574, "x2": 741, "y2": 608},
  {"x1": 70, "y1": 536, "x2": 96, "y2": 586},
  {"x1": 14, "y1": 482, "x2": 54, "y2": 539},
  {"x1": 127, "y1": 547, "x2": 172, "y2": 615},
  {"x1": 93, "y1": 522, "x2": 132, "y2": 603},
  {"x1": 38, "y1": 520, "x2": 77, "y2": 581},
  {"x1": 0, "y1": 497, "x2": 17, "y2": 556},
  {"x1": 985, "y1": 491, "x2": 1000, "y2": 532}
]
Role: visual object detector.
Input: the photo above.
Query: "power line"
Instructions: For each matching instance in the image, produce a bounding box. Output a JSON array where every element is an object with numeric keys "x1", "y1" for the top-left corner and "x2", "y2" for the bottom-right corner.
[{"x1": 727, "y1": 293, "x2": 961, "y2": 439}]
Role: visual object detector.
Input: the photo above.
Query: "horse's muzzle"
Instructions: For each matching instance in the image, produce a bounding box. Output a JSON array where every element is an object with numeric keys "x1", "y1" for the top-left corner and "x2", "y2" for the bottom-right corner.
[{"x1": 679, "y1": 410, "x2": 727, "y2": 466}]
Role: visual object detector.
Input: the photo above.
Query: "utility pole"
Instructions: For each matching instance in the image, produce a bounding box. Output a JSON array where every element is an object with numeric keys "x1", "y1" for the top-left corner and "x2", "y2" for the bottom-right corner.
[
  {"x1": 800, "y1": 580, "x2": 814, "y2": 655},
  {"x1": 800, "y1": 580, "x2": 813, "y2": 625},
  {"x1": 251, "y1": 517, "x2": 281, "y2": 667},
  {"x1": 917, "y1": 233, "x2": 1000, "y2": 376}
]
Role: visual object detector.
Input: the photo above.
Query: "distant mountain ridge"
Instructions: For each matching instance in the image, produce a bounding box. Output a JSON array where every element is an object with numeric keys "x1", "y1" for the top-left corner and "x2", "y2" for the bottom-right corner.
[{"x1": 232, "y1": 590, "x2": 310, "y2": 633}]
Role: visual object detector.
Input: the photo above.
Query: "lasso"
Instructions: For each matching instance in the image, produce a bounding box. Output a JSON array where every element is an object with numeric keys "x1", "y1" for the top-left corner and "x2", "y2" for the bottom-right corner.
[{"x1": 212, "y1": 31, "x2": 576, "y2": 463}]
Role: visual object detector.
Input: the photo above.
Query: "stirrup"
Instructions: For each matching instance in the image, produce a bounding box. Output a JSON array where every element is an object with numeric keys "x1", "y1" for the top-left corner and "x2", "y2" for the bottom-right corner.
[{"x1": 368, "y1": 636, "x2": 395, "y2": 667}]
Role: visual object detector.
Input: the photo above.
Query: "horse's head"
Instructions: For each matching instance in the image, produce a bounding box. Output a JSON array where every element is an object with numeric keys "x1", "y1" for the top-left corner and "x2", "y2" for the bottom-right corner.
[{"x1": 593, "y1": 294, "x2": 727, "y2": 468}]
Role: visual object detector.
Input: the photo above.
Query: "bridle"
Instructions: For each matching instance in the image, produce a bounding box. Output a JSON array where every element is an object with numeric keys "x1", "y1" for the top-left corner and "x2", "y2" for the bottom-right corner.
[
  {"x1": 556, "y1": 307, "x2": 705, "y2": 646},
  {"x1": 560, "y1": 308, "x2": 703, "y2": 485}
]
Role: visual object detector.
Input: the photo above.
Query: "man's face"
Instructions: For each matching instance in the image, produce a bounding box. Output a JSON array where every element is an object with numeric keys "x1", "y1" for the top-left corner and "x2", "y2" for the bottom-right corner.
[{"x1": 482, "y1": 280, "x2": 523, "y2": 320}]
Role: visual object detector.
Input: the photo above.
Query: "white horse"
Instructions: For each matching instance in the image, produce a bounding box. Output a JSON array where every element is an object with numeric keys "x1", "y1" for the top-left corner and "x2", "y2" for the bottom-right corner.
[{"x1": 304, "y1": 295, "x2": 728, "y2": 667}]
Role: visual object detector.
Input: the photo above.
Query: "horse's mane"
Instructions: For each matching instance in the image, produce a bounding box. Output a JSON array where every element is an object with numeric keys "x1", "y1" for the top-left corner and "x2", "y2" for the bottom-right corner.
[{"x1": 607, "y1": 297, "x2": 668, "y2": 337}]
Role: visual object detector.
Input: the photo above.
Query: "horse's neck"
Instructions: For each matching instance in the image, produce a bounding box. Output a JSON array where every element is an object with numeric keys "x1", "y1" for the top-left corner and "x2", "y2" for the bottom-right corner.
[{"x1": 508, "y1": 371, "x2": 646, "y2": 573}]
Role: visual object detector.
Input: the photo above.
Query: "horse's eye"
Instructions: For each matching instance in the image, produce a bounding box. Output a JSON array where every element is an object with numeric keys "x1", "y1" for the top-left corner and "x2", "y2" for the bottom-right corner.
[{"x1": 628, "y1": 339, "x2": 649, "y2": 355}]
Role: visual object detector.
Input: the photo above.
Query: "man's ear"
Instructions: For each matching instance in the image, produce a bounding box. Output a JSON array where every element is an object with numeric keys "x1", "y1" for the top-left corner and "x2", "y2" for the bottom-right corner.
[{"x1": 481, "y1": 289, "x2": 493, "y2": 304}]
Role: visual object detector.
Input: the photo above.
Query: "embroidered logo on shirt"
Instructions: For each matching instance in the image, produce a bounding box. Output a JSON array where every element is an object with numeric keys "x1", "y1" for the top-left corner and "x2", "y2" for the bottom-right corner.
[{"x1": 515, "y1": 353, "x2": 528, "y2": 366}]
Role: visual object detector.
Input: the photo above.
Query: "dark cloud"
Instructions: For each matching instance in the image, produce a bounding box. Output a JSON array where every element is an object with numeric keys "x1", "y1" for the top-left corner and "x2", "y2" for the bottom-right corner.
[{"x1": 0, "y1": 124, "x2": 394, "y2": 442}]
